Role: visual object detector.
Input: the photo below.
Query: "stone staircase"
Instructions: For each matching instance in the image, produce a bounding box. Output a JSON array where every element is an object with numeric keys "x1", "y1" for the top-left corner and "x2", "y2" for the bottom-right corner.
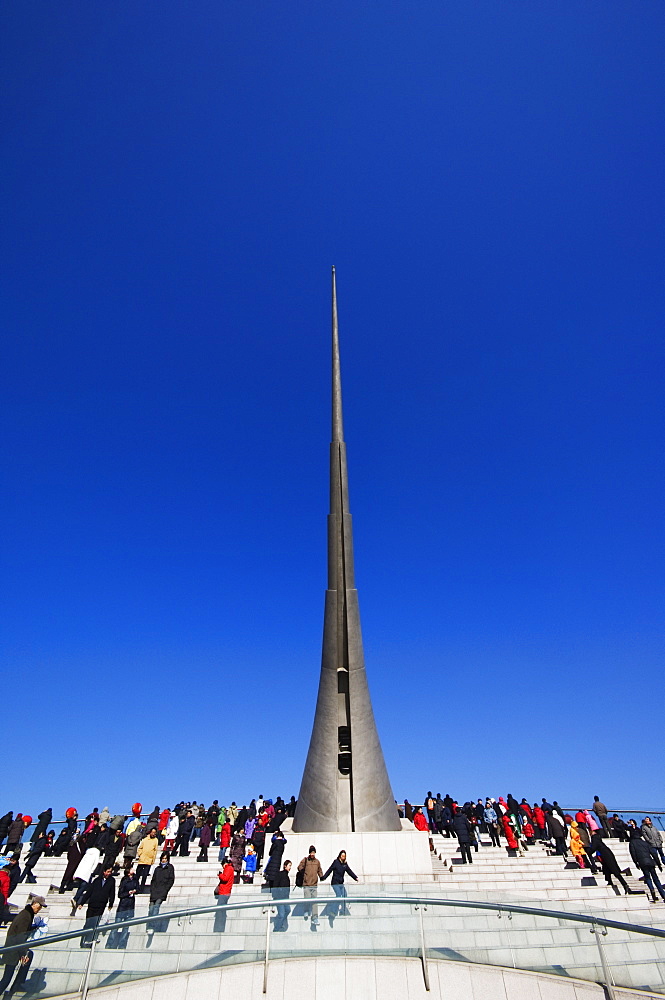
[
  {"x1": 428, "y1": 831, "x2": 665, "y2": 926},
  {"x1": 4, "y1": 834, "x2": 665, "y2": 997}
]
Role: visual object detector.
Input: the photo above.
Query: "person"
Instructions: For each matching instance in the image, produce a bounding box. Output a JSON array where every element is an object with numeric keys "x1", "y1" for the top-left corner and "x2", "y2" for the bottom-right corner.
[
  {"x1": 213, "y1": 862, "x2": 235, "y2": 932},
  {"x1": 272, "y1": 861, "x2": 292, "y2": 932},
  {"x1": 547, "y1": 810, "x2": 568, "y2": 858},
  {"x1": 53, "y1": 811, "x2": 78, "y2": 857},
  {"x1": 610, "y1": 815, "x2": 630, "y2": 842},
  {"x1": 286, "y1": 796, "x2": 297, "y2": 818},
  {"x1": 532, "y1": 804, "x2": 547, "y2": 841},
  {"x1": 123, "y1": 824, "x2": 143, "y2": 872},
  {"x1": 569, "y1": 822, "x2": 591, "y2": 869},
  {"x1": 251, "y1": 822, "x2": 266, "y2": 870},
  {"x1": 0, "y1": 814, "x2": 13, "y2": 853},
  {"x1": 71, "y1": 844, "x2": 102, "y2": 914},
  {"x1": 135, "y1": 828, "x2": 159, "y2": 891},
  {"x1": 425, "y1": 792, "x2": 436, "y2": 833},
  {"x1": 163, "y1": 812, "x2": 179, "y2": 854},
  {"x1": 147, "y1": 853, "x2": 175, "y2": 939},
  {"x1": 0, "y1": 855, "x2": 21, "y2": 926},
  {"x1": 106, "y1": 868, "x2": 138, "y2": 949},
  {"x1": 642, "y1": 818, "x2": 665, "y2": 867},
  {"x1": 591, "y1": 834, "x2": 632, "y2": 895},
  {"x1": 4, "y1": 815, "x2": 30, "y2": 856},
  {"x1": 229, "y1": 831, "x2": 246, "y2": 884},
  {"x1": 592, "y1": 796, "x2": 610, "y2": 837},
  {"x1": 483, "y1": 801, "x2": 500, "y2": 846},
  {"x1": 218, "y1": 819, "x2": 232, "y2": 863},
  {"x1": 57, "y1": 835, "x2": 83, "y2": 894},
  {"x1": 177, "y1": 812, "x2": 194, "y2": 856},
  {"x1": 98, "y1": 807, "x2": 111, "y2": 827},
  {"x1": 31, "y1": 809, "x2": 52, "y2": 844},
  {"x1": 321, "y1": 850, "x2": 358, "y2": 920},
  {"x1": 19, "y1": 834, "x2": 47, "y2": 884},
  {"x1": 78, "y1": 866, "x2": 116, "y2": 947},
  {"x1": 403, "y1": 799, "x2": 413, "y2": 822},
  {"x1": 242, "y1": 843, "x2": 258, "y2": 883},
  {"x1": 453, "y1": 810, "x2": 474, "y2": 864},
  {"x1": 575, "y1": 821, "x2": 598, "y2": 873},
  {"x1": 412, "y1": 807, "x2": 434, "y2": 852},
  {"x1": 297, "y1": 846, "x2": 323, "y2": 930},
  {"x1": 0, "y1": 896, "x2": 46, "y2": 994},
  {"x1": 0, "y1": 859, "x2": 12, "y2": 927},
  {"x1": 629, "y1": 827, "x2": 665, "y2": 903},
  {"x1": 197, "y1": 822, "x2": 212, "y2": 863},
  {"x1": 263, "y1": 831, "x2": 286, "y2": 888}
]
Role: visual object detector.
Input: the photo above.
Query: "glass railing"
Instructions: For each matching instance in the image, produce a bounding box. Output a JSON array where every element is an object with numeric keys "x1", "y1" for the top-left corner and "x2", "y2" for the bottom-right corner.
[{"x1": 1, "y1": 895, "x2": 664, "y2": 999}]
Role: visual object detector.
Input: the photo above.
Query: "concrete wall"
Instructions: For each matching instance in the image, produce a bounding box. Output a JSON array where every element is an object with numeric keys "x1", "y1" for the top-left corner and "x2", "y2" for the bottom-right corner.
[{"x1": 60, "y1": 956, "x2": 661, "y2": 1000}]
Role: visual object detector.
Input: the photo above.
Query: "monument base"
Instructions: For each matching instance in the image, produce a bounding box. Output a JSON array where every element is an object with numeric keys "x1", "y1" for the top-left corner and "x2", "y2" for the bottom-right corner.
[{"x1": 277, "y1": 818, "x2": 433, "y2": 883}]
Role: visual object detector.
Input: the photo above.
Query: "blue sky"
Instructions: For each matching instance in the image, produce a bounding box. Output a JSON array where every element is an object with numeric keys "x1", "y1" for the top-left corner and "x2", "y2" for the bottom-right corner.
[{"x1": 2, "y1": 1, "x2": 664, "y2": 818}]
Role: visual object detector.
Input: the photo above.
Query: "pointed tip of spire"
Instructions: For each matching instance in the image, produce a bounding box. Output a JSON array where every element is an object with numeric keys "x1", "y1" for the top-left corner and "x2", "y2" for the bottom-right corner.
[{"x1": 331, "y1": 267, "x2": 344, "y2": 443}]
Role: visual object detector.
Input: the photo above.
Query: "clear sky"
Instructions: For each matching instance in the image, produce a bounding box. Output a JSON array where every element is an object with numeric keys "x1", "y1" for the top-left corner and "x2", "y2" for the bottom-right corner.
[{"x1": 2, "y1": 1, "x2": 664, "y2": 819}]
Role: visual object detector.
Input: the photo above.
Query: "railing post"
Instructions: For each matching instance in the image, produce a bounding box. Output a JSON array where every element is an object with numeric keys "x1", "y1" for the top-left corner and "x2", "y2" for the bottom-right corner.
[
  {"x1": 591, "y1": 923, "x2": 617, "y2": 1000},
  {"x1": 79, "y1": 925, "x2": 99, "y2": 1000},
  {"x1": 415, "y1": 904, "x2": 430, "y2": 991},
  {"x1": 262, "y1": 906, "x2": 273, "y2": 994}
]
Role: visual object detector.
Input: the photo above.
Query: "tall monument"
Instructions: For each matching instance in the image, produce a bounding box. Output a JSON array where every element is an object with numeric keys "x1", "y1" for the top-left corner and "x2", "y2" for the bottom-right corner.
[{"x1": 293, "y1": 268, "x2": 401, "y2": 834}]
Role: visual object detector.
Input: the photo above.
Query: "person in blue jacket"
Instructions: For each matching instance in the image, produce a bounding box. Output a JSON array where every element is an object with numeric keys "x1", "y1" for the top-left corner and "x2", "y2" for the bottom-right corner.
[
  {"x1": 321, "y1": 851, "x2": 358, "y2": 918},
  {"x1": 242, "y1": 844, "x2": 258, "y2": 884}
]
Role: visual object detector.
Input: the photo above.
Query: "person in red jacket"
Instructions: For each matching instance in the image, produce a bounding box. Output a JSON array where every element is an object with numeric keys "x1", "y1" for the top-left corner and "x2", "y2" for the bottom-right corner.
[
  {"x1": 501, "y1": 814, "x2": 518, "y2": 851},
  {"x1": 413, "y1": 807, "x2": 434, "y2": 852},
  {"x1": 533, "y1": 804, "x2": 547, "y2": 841},
  {"x1": 218, "y1": 822, "x2": 232, "y2": 864},
  {"x1": 213, "y1": 862, "x2": 235, "y2": 932}
]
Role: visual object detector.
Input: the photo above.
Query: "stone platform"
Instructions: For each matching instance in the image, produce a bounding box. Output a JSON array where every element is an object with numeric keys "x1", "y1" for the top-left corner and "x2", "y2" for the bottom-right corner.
[{"x1": 279, "y1": 818, "x2": 433, "y2": 882}]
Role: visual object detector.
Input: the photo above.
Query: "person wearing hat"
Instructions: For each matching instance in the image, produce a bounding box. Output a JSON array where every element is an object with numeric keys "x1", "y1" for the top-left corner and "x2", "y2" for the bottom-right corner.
[{"x1": 0, "y1": 896, "x2": 46, "y2": 993}]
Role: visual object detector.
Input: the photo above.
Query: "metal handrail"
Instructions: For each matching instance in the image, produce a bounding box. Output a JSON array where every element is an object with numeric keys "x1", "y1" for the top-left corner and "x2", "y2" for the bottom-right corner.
[{"x1": 3, "y1": 893, "x2": 665, "y2": 957}]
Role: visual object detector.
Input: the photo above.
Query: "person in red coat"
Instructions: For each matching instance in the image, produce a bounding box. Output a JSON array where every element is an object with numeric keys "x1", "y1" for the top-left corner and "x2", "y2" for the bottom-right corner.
[
  {"x1": 501, "y1": 814, "x2": 518, "y2": 850},
  {"x1": 533, "y1": 805, "x2": 547, "y2": 841},
  {"x1": 413, "y1": 808, "x2": 434, "y2": 852},
  {"x1": 213, "y1": 863, "x2": 235, "y2": 932},
  {"x1": 218, "y1": 822, "x2": 232, "y2": 863}
]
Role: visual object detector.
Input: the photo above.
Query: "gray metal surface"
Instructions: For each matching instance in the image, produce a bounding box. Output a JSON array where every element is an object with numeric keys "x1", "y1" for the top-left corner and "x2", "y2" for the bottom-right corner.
[{"x1": 293, "y1": 268, "x2": 400, "y2": 833}]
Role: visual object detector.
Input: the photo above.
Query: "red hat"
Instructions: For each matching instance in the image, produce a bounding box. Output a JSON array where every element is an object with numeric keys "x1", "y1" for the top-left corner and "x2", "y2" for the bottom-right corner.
[
  {"x1": 22, "y1": 815, "x2": 32, "y2": 825},
  {"x1": 132, "y1": 803, "x2": 142, "y2": 816},
  {"x1": 65, "y1": 807, "x2": 77, "y2": 820}
]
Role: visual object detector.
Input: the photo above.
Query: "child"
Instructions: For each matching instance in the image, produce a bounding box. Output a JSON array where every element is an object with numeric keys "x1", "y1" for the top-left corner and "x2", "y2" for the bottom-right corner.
[{"x1": 242, "y1": 843, "x2": 258, "y2": 884}]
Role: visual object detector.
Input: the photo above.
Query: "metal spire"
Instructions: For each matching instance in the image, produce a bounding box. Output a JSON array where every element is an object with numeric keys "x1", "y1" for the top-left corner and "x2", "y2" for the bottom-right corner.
[{"x1": 293, "y1": 269, "x2": 400, "y2": 834}]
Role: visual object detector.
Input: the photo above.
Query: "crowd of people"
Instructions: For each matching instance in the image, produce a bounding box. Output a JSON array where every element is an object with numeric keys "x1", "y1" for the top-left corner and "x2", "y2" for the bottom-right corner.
[
  {"x1": 407, "y1": 793, "x2": 665, "y2": 902},
  {"x1": 0, "y1": 791, "x2": 663, "y2": 994}
]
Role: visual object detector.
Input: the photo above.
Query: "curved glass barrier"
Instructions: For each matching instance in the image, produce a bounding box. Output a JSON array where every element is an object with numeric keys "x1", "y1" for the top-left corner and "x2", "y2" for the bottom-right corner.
[{"x1": 1, "y1": 895, "x2": 664, "y2": 998}]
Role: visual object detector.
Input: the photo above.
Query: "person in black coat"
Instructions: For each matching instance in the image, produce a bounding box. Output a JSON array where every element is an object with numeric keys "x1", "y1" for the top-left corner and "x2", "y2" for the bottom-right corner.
[
  {"x1": 19, "y1": 836, "x2": 46, "y2": 884},
  {"x1": 0, "y1": 899, "x2": 46, "y2": 994},
  {"x1": 453, "y1": 812, "x2": 474, "y2": 864},
  {"x1": 106, "y1": 870, "x2": 139, "y2": 949},
  {"x1": 177, "y1": 814, "x2": 194, "y2": 856},
  {"x1": 262, "y1": 832, "x2": 286, "y2": 888},
  {"x1": 53, "y1": 816, "x2": 78, "y2": 857},
  {"x1": 147, "y1": 853, "x2": 175, "y2": 936},
  {"x1": 591, "y1": 834, "x2": 632, "y2": 894},
  {"x1": 629, "y1": 829, "x2": 665, "y2": 903},
  {"x1": 321, "y1": 851, "x2": 358, "y2": 919},
  {"x1": 31, "y1": 810, "x2": 52, "y2": 844},
  {"x1": 0, "y1": 814, "x2": 12, "y2": 852},
  {"x1": 272, "y1": 861, "x2": 292, "y2": 931},
  {"x1": 59, "y1": 839, "x2": 84, "y2": 894},
  {"x1": 79, "y1": 867, "x2": 116, "y2": 947}
]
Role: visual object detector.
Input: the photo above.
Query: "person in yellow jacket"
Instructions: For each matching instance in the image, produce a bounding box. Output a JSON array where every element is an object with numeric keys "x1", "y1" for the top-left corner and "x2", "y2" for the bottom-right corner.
[
  {"x1": 569, "y1": 821, "x2": 589, "y2": 869},
  {"x1": 136, "y1": 829, "x2": 159, "y2": 891}
]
